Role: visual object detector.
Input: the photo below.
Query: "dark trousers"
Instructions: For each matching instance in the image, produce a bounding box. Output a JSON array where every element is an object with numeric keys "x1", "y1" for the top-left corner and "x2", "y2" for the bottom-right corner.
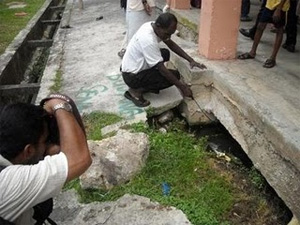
[
  {"x1": 285, "y1": 0, "x2": 298, "y2": 46},
  {"x1": 122, "y1": 48, "x2": 180, "y2": 93},
  {"x1": 241, "y1": 0, "x2": 251, "y2": 17},
  {"x1": 249, "y1": 0, "x2": 267, "y2": 35}
]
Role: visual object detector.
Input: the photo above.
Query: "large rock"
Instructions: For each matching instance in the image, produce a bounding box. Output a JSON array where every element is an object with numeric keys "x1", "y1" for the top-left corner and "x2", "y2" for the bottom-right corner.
[
  {"x1": 52, "y1": 190, "x2": 192, "y2": 225},
  {"x1": 80, "y1": 129, "x2": 149, "y2": 190}
]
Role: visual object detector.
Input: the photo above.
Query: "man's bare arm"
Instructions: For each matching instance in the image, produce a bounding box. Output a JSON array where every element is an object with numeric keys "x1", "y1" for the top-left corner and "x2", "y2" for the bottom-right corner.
[
  {"x1": 44, "y1": 99, "x2": 92, "y2": 182},
  {"x1": 157, "y1": 62, "x2": 193, "y2": 97}
]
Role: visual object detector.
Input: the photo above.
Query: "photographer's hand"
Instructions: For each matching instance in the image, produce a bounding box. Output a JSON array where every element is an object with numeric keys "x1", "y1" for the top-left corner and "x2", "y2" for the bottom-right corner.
[{"x1": 42, "y1": 96, "x2": 92, "y2": 182}]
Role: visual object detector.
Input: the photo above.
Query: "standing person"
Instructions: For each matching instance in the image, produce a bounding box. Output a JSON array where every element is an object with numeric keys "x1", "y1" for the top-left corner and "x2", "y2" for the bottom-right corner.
[
  {"x1": 0, "y1": 94, "x2": 92, "y2": 224},
  {"x1": 239, "y1": 0, "x2": 267, "y2": 39},
  {"x1": 282, "y1": 0, "x2": 298, "y2": 52},
  {"x1": 121, "y1": 13, "x2": 206, "y2": 107},
  {"x1": 118, "y1": 0, "x2": 156, "y2": 58},
  {"x1": 238, "y1": 0, "x2": 290, "y2": 68},
  {"x1": 241, "y1": 0, "x2": 252, "y2": 21}
]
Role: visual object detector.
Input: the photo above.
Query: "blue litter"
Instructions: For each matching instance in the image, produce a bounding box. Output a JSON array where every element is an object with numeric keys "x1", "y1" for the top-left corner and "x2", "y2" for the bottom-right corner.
[{"x1": 162, "y1": 182, "x2": 170, "y2": 196}]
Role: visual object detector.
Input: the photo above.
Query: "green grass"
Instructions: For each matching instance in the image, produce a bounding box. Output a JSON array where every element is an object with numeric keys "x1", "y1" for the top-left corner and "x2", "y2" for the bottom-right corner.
[
  {"x1": 49, "y1": 69, "x2": 63, "y2": 93},
  {"x1": 65, "y1": 120, "x2": 234, "y2": 224},
  {"x1": 0, "y1": 0, "x2": 45, "y2": 54},
  {"x1": 82, "y1": 111, "x2": 123, "y2": 140}
]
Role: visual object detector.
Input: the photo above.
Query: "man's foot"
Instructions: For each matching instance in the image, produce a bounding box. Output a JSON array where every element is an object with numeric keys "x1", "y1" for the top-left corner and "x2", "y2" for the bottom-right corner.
[
  {"x1": 238, "y1": 52, "x2": 255, "y2": 60},
  {"x1": 124, "y1": 91, "x2": 150, "y2": 107},
  {"x1": 240, "y1": 16, "x2": 252, "y2": 22},
  {"x1": 239, "y1": 28, "x2": 255, "y2": 40},
  {"x1": 282, "y1": 43, "x2": 295, "y2": 53},
  {"x1": 263, "y1": 58, "x2": 276, "y2": 68}
]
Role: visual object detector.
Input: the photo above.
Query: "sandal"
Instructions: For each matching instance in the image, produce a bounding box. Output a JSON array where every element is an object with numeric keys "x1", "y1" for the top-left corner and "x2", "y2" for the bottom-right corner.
[
  {"x1": 124, "y1": 91, "x2": 150, "y2": 107},
  {"x1": 263, "y1": 58, "x2": 276, "y2": 68},
  {"x1": 238, "y1": 52, "x2": 255, "y2": 60}
]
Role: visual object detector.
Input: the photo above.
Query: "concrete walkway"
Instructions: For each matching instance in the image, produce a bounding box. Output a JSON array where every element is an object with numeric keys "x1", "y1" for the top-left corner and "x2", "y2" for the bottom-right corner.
[{"x1": 36, "y1": 0, "x2": 300, "y2": 220}]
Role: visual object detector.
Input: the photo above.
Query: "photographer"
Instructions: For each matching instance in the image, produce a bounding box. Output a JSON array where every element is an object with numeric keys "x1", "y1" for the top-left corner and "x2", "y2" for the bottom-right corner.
[{"x1": 0, "y1": 94, "x2": 92, "y2": 225}]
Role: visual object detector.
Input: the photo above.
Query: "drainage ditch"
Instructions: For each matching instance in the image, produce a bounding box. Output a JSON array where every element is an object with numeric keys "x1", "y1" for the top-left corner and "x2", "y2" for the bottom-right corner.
[
  {"x1": 0, "y1": 0, "x2": 66, "y2": 104},
  {"x1": 149, "y1": 109, "x2": 292, "y2": 224}
]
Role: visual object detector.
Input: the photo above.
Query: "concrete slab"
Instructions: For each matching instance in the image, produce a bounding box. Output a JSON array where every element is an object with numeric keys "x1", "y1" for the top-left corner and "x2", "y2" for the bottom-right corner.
[{"x1": 144, "y1": 86, "x2": 183, "y2": 116}]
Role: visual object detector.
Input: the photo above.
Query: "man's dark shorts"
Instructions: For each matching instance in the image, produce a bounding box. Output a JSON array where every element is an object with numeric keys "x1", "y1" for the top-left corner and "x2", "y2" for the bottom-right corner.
[
  {"x1": 259, "y1": 7, "x2": 286, "y2": 28},
  {"x1": 122, "y1": 68, "x2": 180, "y2": 93},
  {"x1": 122, "y1": 48, "x2": 180, "y2": 93}
]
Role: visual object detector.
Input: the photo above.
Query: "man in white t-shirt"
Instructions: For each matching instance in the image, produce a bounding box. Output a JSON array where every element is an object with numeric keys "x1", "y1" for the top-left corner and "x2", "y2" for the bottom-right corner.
[
  {"x1": 121, "y1": 12, "x2": 206, "y2": 107},
  {"x1": 0, "y1": 94, "x2": 92, "y2": 224}
]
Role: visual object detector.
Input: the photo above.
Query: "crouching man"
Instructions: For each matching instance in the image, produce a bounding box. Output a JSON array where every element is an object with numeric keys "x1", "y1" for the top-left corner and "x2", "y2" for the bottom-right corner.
[
  {"x1": 121, "y1": 12, "x2": 206, "y2": 107},
  {"x1": 0, "y1": 94, "x2": 92, "y2": 224}
]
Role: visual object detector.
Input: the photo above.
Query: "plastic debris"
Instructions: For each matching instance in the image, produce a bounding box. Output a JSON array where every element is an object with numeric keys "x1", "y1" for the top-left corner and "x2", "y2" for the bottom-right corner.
[
  {"x1": 208, "y1": 142, "x2": 231, "y2": 162},
  {"x1": 162, "y1": 182, "x2": 170, "y2": 196}
]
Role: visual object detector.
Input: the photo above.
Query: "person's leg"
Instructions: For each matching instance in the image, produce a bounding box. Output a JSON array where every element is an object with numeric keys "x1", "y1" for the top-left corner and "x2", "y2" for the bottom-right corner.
[
  {"x1": 270, "y1": 27, "x2": 284, "y2": 60},
  {"x1": 238, "y1": 22, "x2": 267, "y2": 59},
  {"x1": 136, "y1": 68, "x2": 180, "y2": 93},
  {"x1": 250, "y1": 0, "x2": 267, "y2": 35},
  {"x1": 240, "y1": 0, "x2": 266, "y2": 38},
  {"x1": 238, "y1": 7, "x2": 272, "y2": 59},
  {"x1": 249, "y1": 22, "x2": 267, "y2": 56},
  {"x1": 122, "y1": 72, "x2": 150, "y2": 107},
  {"x1": 283, "y1": 0, "x2": 298, "y2": 52},
  {"x1": 241, "y1": 0, "x2": 252, "y2": 21},
  {"x1": 263, "y1": 9, "x2": 287, "y2": 68}
]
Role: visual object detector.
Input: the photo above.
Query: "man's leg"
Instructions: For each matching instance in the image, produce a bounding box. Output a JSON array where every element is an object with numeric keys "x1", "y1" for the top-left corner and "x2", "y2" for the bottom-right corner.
[
  {"x1": 249, "y1": 22, "x2": 267, "y2": 56},
  {"x1": 240, "y1": 0, "x2": 266, "y2": 39},
  {"x1": 270, "y1": 26, "x2": 284, "y2": 60},
  {"x1": 263, "y1": 8, "x2": 287, "y2": 68},
  {"x1": 241, "y1": 0, "x2": 252, "y2": 21},
  {"x1": 283, "y1": 0, "x2": 298, "y2": 52},
  {"x1": 238, "y1": 22, "x2": 267, "y2": 59}
]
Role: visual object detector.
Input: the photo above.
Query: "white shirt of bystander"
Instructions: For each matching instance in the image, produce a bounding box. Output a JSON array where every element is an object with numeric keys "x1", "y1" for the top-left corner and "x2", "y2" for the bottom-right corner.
[{"x1": 127, "y1": 0, "x2": 155, "y2": 11}]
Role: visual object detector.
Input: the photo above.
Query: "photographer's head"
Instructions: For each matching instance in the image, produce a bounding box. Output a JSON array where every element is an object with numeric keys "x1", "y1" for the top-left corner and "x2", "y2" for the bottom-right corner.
[
  {"x1": 0, "y1": 103, "x2": 49, "y2": 164},
  {"x1": 154, "y1": 12, "x2": 177, "y2": 41}
]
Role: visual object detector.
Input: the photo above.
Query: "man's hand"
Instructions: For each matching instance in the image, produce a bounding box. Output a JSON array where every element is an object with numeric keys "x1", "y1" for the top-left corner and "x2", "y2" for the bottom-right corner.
[
  {"x1": 143, "y1": 3, "x2": 152, "y2": 15},
  {"x1": 190, "y1": 60, "x2": 207, "y2": 69},
  {"x1": 180, "y1": 83, "x2": 193, "y2": 98},
  {"x1": 43, "y1": 98, "x2": 67, "y2": 115}
]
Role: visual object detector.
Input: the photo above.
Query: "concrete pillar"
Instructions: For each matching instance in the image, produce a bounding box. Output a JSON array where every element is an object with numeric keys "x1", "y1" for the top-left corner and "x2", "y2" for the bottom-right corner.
[
  {"x1": 198, "y1": 0, "x2": 241, "y2": 59},
  {"x1": 170, "y1": 0, "x2": 190, "y2": 10}
]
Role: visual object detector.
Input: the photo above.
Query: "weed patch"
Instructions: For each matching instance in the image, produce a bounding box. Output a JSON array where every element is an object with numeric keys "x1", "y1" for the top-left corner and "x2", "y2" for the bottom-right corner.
[
  {"x1": 66, "y1": 116, "x2": 291, "y2": 224},
  {"x1": 82, "y1": 111, "x2": 123, "y2": 140},
  {"x1": 0, "y1": 0, "x2": 44, "y2": 54}
]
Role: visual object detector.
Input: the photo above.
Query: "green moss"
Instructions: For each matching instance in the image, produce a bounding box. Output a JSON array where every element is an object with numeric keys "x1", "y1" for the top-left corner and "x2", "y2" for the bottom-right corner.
[
  {"x1": 179, "y1": 17, "x2": 198, "y2": 32},
  {"x1": 49, "y1": 69, "x2": 63, "y2": 93}
]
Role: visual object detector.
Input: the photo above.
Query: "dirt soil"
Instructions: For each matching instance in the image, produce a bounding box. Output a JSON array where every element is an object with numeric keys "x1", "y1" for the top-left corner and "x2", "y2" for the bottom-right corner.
[{"x1": 209, "y1": 157, "x2": 292, "y2": 225}]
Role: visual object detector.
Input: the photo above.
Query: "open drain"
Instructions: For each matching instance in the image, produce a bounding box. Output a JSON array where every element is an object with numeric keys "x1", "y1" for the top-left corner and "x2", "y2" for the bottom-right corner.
[{"x1": 0, "y1": 0, "x2": 66, "y2": 104}]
